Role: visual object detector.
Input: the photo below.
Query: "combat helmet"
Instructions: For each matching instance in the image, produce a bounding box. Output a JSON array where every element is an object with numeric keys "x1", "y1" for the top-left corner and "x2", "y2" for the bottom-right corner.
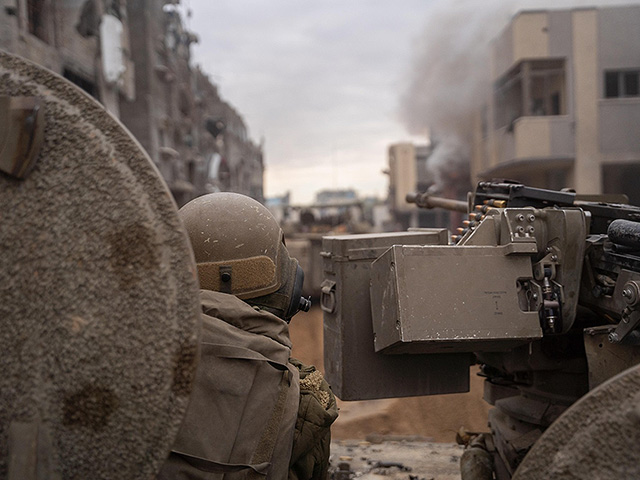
[{"x1": 179, "y1": 192, "x2": 311, "y2": 320}]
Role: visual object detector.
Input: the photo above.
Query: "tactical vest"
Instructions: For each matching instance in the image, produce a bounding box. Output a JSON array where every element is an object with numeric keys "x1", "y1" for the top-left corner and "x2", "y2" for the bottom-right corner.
[{"x1": 157, "y1": 290, "x2": 300, "y2": 479}]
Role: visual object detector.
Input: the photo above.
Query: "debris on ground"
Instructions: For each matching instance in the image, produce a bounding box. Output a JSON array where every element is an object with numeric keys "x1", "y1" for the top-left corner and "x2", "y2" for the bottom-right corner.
[{"x1": 329, "y1": 439, "x2": 463, "y2": 479}]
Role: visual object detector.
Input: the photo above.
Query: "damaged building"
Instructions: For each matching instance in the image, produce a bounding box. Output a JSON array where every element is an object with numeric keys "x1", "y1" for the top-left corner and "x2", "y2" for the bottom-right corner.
[
  {"x1": 0, "y1": 0, "x2": 132, "y2": 115},
  {"x1": 473, "y1": 5, "x2": 640, "y2": 205},
  {"x1": 0, "y1": 0, "x2": 264, "y2": 206}
]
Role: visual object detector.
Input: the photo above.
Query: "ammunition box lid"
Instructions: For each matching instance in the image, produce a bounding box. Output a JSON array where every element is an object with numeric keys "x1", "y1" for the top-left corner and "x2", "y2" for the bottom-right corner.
[{"x1": 321, "y1": 229, "x2": 448, "y2": 261}]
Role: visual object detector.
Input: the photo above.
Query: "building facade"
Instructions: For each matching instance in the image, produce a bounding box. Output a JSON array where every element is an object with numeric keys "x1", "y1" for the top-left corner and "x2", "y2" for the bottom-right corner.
[
  {"x1": 387, "y1": 143, "x2": 420, "y2": 215},
  {"x1": 0, "y1": 0, "x2": 134, "y2": 116},
  {"x1": 119, "y1": 0, "x2": 264, "y2": 206},
  {"x1": 472, "y1": 5, "x2": 640, "y2": 205},
  {"x1": 1, "y1": 0, "x2": 264, "y2": 207},
  {"x1": 387, "y1": 141, "x2": 466, "y2": 231}
]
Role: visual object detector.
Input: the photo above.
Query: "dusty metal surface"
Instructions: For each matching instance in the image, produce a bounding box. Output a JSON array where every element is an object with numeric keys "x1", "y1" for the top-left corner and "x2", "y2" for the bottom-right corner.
[
  {"x1": 322, "y1": 231, "x2": 472, "y2": 401},
  {"x1": 324, "y1": 181, "x2": 640, "y2": 479},
  {"x1": 584, "y1": 326, "x2": 640, "y2": 389},
  {"x1": 0, "y1": 51, "x2": 201, "y2": 479},
  {"x1": 370, "y1": 244, "x2": 541, "y2": 354},
  {"x1": 513, "y1": 363, "x2": 640, "y2": 479},
  {"x1": 608, "y1": 219, "x2": 640, "y2": 250}
]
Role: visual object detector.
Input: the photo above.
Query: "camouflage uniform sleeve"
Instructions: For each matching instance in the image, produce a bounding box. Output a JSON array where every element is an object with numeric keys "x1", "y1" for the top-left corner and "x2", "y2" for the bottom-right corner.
[{"x1": 288, "y1": 358, "x2": 339, "y2": 480}]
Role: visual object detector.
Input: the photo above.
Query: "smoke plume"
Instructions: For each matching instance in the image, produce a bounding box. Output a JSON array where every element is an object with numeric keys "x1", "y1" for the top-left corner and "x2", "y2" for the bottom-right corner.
[{"x1": 401, "y1": 0, "x2": 640, "y2": 189}]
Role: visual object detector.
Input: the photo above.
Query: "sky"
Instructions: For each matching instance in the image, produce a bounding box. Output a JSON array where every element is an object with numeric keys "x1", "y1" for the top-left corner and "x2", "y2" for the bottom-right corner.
[
  {"x1": 181, "y1": 0, "x2": 637, "y2": 205},
  {"x1": 182, "y1": 0, "x2": 434, "y2": 204}
]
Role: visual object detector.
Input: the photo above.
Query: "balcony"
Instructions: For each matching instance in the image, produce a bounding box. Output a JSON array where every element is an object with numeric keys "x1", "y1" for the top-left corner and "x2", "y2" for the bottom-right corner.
[
  {"x1": 489, "y1": 58, "x2": 574, "y2": 172},
  {"x1": 495, "y1": 115, "x2": 574, "y2": 163}
]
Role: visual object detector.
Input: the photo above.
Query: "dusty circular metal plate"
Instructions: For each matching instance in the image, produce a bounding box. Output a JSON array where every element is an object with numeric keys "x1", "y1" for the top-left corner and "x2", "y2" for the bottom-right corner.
[
  {"x1": 514, "y1": 363, "x2": 640, "y2": 479},
  {"x1": 0, "y1": 51, "x2": 201, "y2": 479}
]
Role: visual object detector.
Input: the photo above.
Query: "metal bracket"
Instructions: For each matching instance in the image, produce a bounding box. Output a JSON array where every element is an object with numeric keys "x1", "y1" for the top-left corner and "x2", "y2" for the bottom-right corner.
[
  {"x1": 609, "y1": 281, "x2": 640, "y2": 344},
  {"x1": 0, "y1": 96, "x2": 45, "y2": 179},
  {"x1": 320, "y1": 280, "x2": 336, "y2": 314}
]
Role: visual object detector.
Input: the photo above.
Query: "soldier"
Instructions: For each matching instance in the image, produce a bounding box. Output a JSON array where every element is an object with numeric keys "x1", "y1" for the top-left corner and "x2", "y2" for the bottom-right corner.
[{"x1": 158, "y1": 192, "x2": 337, "y2": 480}]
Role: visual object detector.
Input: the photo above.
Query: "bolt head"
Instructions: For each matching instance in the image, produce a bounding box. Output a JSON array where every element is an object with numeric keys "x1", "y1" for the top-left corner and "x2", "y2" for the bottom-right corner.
[{"x1": 621, "y1": 282, "x2": 640, "y2": 305}]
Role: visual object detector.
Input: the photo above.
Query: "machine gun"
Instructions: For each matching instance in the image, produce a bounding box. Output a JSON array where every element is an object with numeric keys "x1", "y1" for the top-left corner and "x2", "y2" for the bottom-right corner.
[{"x1": 321, "y1": 181, "x2": 640, "y2": 479}]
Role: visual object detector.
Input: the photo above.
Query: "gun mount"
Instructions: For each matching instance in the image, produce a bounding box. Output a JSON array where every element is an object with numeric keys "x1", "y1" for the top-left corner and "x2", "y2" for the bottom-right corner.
[{"x1": 322, "y1": 181, "x2": 640, "y2": 479}]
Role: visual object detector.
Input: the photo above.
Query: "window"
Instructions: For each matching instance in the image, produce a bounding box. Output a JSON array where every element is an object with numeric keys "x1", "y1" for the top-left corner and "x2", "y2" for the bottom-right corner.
[
  {"x1": 624, "y1": 72, "x2": 639, "y2": 96},
  {"x1": 605, "y1": 72, "x2": 619, "y2": 98},
  {"x1": 604, "y1": 70, "x2": 640, "y2": 98},
  {"x1": 551, "y1": 93, "x2": 561, "y2": 115},
  {"x1": 494, "y1": 59, "x2": 566, "y2": 129},
  {"x1": 63, "y1": 69, "x2": 99, "y2": 100},
  {"x1": 27, "y1": 0, "x2": 51, "y2": 43}
]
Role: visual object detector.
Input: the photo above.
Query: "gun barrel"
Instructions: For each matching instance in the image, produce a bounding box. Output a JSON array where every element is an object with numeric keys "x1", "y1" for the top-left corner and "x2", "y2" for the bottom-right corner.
[{"x1": 406, "y1": 192, "x2": 468, "y2": 213}]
